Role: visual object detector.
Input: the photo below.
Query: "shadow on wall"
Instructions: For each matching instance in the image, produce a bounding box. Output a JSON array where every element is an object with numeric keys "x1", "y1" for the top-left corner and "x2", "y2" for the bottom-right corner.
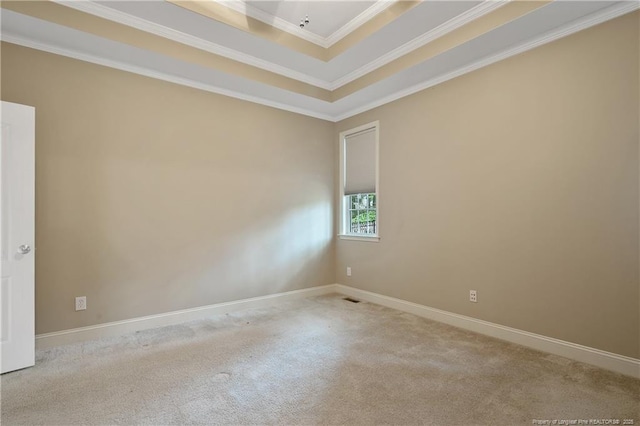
[
  {"x1": 186, "y1": 200, "x2": 334, "y2": 301},
  {"x1": 105, "y1": 192, "x2": 334, "y2": 321}
]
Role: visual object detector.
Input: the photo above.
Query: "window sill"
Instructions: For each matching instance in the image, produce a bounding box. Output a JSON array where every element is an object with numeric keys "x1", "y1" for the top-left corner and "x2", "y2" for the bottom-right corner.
[{"x1": 338, "y1": 234, "x2": 380, "y2": 242}]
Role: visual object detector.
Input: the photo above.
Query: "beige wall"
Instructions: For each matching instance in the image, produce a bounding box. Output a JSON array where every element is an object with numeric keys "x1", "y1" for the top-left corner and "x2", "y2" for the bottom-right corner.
[
  {"x1": 1, "y1": 11, "x2": 638, "y2": 360},
  {"x1": 1, "y1": 43, "x2": 336, "y2": 334},
  {"x1": 336, "y1": 12, "x2": 640, "y2": 358}
]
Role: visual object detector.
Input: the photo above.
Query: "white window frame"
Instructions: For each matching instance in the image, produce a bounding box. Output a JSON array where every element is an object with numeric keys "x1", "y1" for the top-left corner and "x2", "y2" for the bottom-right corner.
[{"x1": 339, "y1": 121, "x2": 380, "y2": 242}]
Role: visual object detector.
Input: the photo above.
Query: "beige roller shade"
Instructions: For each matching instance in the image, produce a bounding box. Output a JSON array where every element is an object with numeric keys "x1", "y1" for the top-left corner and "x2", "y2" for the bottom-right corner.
[{"x1": 344, "y1": 127, "x2": 376, "y2": 195}]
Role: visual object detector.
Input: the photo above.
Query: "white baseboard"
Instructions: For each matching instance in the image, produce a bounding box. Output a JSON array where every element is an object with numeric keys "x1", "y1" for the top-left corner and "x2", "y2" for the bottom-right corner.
[
  {"x1": 334, "y1": 284, "x2": 640, "y2": 379},
  {"x1": 37, "y1": 283, "x2": 639, "y2": 378},
  {"x1": 35, "y1": 285, "x2": 337, "y2": 350}
]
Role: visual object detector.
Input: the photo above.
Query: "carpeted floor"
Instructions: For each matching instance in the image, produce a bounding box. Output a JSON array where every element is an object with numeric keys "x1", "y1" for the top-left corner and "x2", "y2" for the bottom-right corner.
[{"x1": 1, "y1": 294, "x2": 638, "y2": 425}]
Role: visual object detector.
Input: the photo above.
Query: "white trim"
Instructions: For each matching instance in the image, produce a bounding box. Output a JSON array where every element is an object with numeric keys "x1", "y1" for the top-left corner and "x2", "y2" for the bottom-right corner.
[
  {"x1": 333, "y1": 0, "x2": 640, "y2": 121},
  {"x1": 53, "y1": 0, "x2": 333, "y2": 90},
  {"x1": 36, "y1": 285, "x2": 337, "y2": 349},
  {"x1": 339, "y1": 121, "x2": 380, "y2": 238},
  {"x1": 48, "y1": 0, "x2": 507, "y2": 92},
  {"x1": 34, "y1": 282, "x2": 640, "y2": 377},
  {"x1": 6, "y1": 0, "x2": 637, "y2": 122},
  {"x1": 324, "y1": 1, "x2": 396, "y2": 47},
  {"x1": 338, "y1": 235, "x2": 380, "y2": 243},
  {"x1": 334, "y1": 285, "x2": 640, "y2": 378},
  {"x1": 328, "y1": 0, "x2": 508, "y2": 90},
  {"x1": 0, "y1": 33, "x2": 334, "y2": 122}
]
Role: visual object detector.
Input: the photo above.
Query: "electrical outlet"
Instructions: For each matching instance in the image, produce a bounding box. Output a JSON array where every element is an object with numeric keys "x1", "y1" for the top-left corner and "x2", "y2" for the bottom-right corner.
[
  {"x1": 346, "y1": 267, "x2": 352, "y2": 277},
  {"x1": 469, "y1": 290, "x2": 477, "y2": 303},
  {"x1": 75, "y1": 296, "x2": 87, "y2": 311}
]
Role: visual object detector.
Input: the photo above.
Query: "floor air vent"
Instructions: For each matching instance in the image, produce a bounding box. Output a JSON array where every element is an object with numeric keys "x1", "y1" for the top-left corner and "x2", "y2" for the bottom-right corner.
[{"x1": 343, "y1": 297, "x2": 361, "y2": 303}]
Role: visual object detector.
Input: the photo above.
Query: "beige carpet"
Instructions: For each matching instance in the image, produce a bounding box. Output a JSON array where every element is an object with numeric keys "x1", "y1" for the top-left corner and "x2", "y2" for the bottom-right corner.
[{"x1": 1, "y1": 294, "x2": 638, "y2": 425}]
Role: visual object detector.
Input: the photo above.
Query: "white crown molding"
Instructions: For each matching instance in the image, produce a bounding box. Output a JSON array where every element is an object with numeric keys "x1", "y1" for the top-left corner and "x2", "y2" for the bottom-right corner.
[
  {"x1": 48, "y1": 0, "x2": 510, "y2": 93},
  {"x1": 5, "y1": 1, "x2": 637, "y2": 122},
  {"x1": 52, "y1": 0, "x2": 333, "y2": 90},
  {"x1": 50, "y1": 0, "x2": 511, "y2": 93},
  {"x1": 0, "y1": 33, "x2": 335, "y2": 122},
  {"x1": 329, "y1": 0, "x2": 509, "y2": 90},
  {"x1": 324, "y1": 1, "x2": 396, "y2": 47},
  {"x1": 335, "y1": 285, "x2": 640, "y2": 378},
  {"x1": 333, "y1": 0, "x2": 640, "y2": 121},
  {"x1": 36, "y1": 285, "x2": 337, "y2": 349}
]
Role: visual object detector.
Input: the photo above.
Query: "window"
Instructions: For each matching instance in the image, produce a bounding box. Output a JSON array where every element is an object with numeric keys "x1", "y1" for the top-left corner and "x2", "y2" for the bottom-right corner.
[
  {"x1": 339, "y1": 121, "x2": 379, "y2": 241},
  {"x1": 346, "y1": 193, "x2": 376, "y2": 234}
]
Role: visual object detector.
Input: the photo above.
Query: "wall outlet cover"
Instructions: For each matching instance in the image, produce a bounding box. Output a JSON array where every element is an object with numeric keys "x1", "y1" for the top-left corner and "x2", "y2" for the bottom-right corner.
[{"x1": 75, "y1": 296, "x2": 87, "y2": 311}]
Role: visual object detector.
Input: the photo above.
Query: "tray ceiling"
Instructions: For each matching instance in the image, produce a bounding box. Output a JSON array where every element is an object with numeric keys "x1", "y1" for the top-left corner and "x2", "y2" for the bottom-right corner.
[
  {"x1": 239, "y1": 1, "x2": 380, "y2": 40},
  {"x1": 1, "y1": 1, "x2": 638, "y2": 121}
]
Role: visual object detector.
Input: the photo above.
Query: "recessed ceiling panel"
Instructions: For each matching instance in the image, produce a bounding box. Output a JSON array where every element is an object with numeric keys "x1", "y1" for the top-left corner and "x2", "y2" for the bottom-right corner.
[{"x1": 247, "y1": 1, "x2": 376, "y2": 38}]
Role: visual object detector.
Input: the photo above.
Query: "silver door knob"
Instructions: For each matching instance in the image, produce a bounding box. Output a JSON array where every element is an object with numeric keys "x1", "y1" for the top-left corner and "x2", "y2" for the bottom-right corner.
[{"x1": 18, "y1": 245, "x2": 31, "y2": 255}]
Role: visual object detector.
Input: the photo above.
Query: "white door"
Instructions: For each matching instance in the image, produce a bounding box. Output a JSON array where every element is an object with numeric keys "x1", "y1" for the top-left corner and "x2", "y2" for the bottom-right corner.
[{"x1": 0, "y1": 101, "x2": 35, "y2": 374}]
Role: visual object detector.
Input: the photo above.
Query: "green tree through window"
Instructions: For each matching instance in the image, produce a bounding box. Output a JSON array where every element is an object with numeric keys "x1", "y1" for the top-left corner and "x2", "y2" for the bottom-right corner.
[{"x1": 347, "y1": 193, "x2": 376, "y2": 235}]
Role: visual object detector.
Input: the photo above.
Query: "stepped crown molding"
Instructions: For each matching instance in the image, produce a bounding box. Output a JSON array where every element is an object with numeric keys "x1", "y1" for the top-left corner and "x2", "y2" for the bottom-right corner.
[{"x1": 1, "y1": 0, "x2": 637, "y2": 121}]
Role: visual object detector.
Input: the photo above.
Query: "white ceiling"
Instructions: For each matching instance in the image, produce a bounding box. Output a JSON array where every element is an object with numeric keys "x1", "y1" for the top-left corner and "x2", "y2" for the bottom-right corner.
[
  {"x1": 1, "y1": 1, "x2": 638, "y2": 121},
  {"x1": 245, "y1": 1, "x2": 378, "y2": 39}
]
